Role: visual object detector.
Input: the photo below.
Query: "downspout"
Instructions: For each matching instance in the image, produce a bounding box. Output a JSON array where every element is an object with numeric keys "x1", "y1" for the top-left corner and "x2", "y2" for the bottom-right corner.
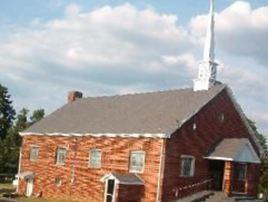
[
  {"x1": 70, "y1": 137, "x2": 79, "y2": 196},
  {"x1": 156, "y1": 139, "x2": 166, "y2": 202},
  {"x1": 16, "y1": 146, "x2": 22, "y2": 193}
]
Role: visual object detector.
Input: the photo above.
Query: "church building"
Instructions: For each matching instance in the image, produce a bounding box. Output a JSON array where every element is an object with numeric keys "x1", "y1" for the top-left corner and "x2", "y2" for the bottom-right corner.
[{"x1": 17, "y1": 0, "x2": 262, "y2": 201}]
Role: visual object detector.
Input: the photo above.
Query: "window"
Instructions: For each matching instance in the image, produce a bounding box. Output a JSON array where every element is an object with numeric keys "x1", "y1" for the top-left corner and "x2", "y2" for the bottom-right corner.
[
  {"x1": 236, "y1": 163, "x2": 247, "y2": 181},
  {"x1": 29, "y1": 146, "x2": 39, "y2": 161},
  {"x1": 192, "y1": 123, "x2": 197, "y2": 131},
  {"x1": 129, "y1": 151, "x2": 145, "y2": 173},
  {"x1": 55, "y1": 177, "x2": 62, "y2": 187},
  {"x1": 89, "y1": 149, "x2": 101, "y2": 168},
  {"x1": 56, "y1": 148, "x2": 67, "y2": 165},
  {"x1": 219, "y1": 113, "x2": 225, "y2": 123},
  {"x1": 180, "y1": 155, "x2": 195, "y2": 177}
]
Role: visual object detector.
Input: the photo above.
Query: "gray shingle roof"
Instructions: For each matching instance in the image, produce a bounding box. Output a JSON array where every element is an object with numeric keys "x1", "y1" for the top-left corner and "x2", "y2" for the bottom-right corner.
[
  {"x1": 206, "y1": 138, "x2": 249, "y2": 160},
  {"x1": 111, "y1": 173, "x2": 144, "y2": 185},
  {"x1": 206, "y1": 138, "x2": 261, "y2": 163},
  {"x1": 25, "y1": 84, "x2": 226, "y2": 135}
]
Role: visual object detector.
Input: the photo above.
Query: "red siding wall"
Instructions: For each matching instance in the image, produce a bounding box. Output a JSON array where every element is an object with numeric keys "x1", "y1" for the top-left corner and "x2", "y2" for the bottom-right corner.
[
  {"x1": 161, "y1": 89, "x2": 260, "y2": 201},
  {"x1": 18, "y1": 136, "x2": 163, "y2": 202}
]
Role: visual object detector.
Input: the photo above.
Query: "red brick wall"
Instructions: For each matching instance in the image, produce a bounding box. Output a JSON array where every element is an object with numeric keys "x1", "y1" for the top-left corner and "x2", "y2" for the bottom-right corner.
[
  {"x1": 223, "y1": 161, "x2": 233, "y2": 196},
  {"x1": 161, "y1": 89, "x2": 260, "y2": 201},
  {"x1": 18, "y1": 136, "x2": 163, "y2": 202}
]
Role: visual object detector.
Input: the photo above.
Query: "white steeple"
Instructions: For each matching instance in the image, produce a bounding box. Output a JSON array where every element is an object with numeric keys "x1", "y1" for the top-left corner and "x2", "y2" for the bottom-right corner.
[{"x1": 193, "y1": 0, "x2": 218, "y2": 91}]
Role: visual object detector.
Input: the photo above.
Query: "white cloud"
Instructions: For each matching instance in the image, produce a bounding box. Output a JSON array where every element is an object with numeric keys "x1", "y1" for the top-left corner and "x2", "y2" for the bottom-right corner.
[
  {"x1": 0, "y1": 1, "x2": 267, "y2": 136},
  {"x1": 0, "y1": 3, "x2": 194, "y2": 113}
]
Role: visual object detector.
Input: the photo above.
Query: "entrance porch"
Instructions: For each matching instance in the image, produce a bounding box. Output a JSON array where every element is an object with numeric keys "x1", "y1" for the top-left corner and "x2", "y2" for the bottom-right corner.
[
  {"x1": 101, "y1": 172, "x2": 144, "y2": 202},
  {"x1": 205, "y1": 138, "x2": 261, "y2": 197}
]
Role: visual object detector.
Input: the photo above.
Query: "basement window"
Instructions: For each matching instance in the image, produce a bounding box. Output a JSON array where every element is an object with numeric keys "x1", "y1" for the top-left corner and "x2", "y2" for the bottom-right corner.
[
  {"x1": 29, "y1": 146, "x2": 39, "y2": 161},
  {"x1": 56, "y1": 147, "x2": 67, "y2": 165},
  {"x1": 89, "y1": 149, "x2": 102, "y2": 168},
  {"x1": 55, "y1": 177, "x2": 62, "y2": 187},
  {"x1": 129, "y1": 151, "x2": 145, "y2": 173},
  {"x1": 180, "y1": 155, "x2": 195, "y2": 177}
]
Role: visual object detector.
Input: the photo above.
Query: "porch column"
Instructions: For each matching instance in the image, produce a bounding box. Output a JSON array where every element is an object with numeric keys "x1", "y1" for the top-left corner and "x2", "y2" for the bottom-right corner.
[
  {"x1": 245, "y1": 163, "x2": 260, "y2": 196},
  {"x1": 223, "y1": 161, "x2": 234, "y2": 196}
]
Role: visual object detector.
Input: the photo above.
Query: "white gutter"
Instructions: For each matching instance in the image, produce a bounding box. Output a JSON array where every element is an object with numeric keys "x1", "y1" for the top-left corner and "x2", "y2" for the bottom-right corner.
[
  {"x1": 19, "y1": 132, "x2": 169, "y2": 139},
  {"x1": 16, "y1": 147, "x2": 22, "y2": 193}
]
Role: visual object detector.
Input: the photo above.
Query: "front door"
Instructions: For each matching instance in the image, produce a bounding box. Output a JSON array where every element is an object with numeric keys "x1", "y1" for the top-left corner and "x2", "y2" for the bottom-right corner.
[
  {"x1": 26, "y1": 178, "x2": 33, "y2": 197},
  {"x1": 209, "y1": 160, "x2": 224, "y2": 190},
  {"x1": 105, "y1": 179, "x2": 115, "y2": 202}
]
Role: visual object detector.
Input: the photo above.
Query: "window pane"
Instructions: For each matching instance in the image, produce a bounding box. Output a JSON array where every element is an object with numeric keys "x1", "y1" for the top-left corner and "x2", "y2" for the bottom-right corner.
[
  {"x1": 30, "y1": 147, "x2": 39, "y2": 161},
  {"x1": 181, "y1": 156, "x2": 194, "y2": 177},
  {"x1": 56, "y1": 148, "x2": 67, "y2": 165},
  {"x1": 236, "y1": 164, "x2": 247, "y2": 181},
  {"x1": 130, "y1": 151, "x2": 145, "y2": 173},
  {"x1": 89, "y1": 149, "x2": 101, "y2": 168}
]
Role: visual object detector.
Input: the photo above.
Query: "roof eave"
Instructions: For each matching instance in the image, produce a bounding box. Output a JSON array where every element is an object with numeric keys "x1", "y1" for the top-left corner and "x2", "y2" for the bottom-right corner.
[{"x1": 19, "y1": 132, "x2": 170, "y2": 139}]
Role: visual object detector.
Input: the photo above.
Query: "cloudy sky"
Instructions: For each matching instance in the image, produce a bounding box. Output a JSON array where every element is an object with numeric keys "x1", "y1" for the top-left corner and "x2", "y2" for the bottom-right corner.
[{"x1": 0, "y1": 0, "x2": 268, "y2": 137}]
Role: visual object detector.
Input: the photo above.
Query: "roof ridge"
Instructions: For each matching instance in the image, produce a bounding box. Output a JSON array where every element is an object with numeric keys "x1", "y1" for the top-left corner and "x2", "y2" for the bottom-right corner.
[{"x1": 83, "y1": 86, "x2": 194, "y2": 100}]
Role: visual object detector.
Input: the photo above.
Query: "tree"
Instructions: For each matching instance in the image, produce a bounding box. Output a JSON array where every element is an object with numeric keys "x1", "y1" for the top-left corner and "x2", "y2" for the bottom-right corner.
[
  {"x1": 247, "y1": 118, "x2": 268, "y2": 198},
  {"x1": 247, "y1": 118, "x2": 267, "y2": 151},
  {"x1": 0, "y1": 108, "x2": 45, "y2": 174},
  {"x1": 0, "y1": 109, "x2": 29, "y2": 173},
  {"x1": 260, "y1": 152, "x2": 268, "y2": 201},
  {"x1": 30, "y1": 109, "x2": 45, "y2": 125},
  {"x1": 0, "y1": 84, "x2": 15, "y2": 139}
]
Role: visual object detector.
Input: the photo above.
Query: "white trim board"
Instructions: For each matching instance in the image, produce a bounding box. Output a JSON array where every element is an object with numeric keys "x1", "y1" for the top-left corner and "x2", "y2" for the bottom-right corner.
[{"x1": 20, "y1": 132, "x2": 169, "y2": 139}]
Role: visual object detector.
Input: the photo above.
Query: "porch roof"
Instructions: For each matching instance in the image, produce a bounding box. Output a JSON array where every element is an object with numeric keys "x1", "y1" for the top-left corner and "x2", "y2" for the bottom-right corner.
[
  {"x1": 205, "y1": 138, "x2": 261, "y2": 164},
  {"x1": 16, "y1": 171, "x2": 34, "y2": 180},
  {"x1": 101, "y1": 172, "x2": 144, "y2": 185}
]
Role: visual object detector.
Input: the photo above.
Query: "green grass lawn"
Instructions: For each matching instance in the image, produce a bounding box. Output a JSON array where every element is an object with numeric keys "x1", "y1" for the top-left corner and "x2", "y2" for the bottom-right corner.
[{"x1": 0, "y1": 183, "x2": 76, "y2": 202}]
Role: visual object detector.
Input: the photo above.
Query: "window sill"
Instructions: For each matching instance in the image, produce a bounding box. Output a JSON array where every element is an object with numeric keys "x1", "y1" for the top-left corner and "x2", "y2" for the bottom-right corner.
[
  {"x1": 56, "y1": 163, "x2": 65, "y2": 166},
  {"x1": 88, "y1": 166, "x2": 101, "y2": 169},
  {"x1": 129, "y1": 170, "x2": 144, "y2": 174},
  {"x1": 180, "y1": 175, "x2": 194, "y2": 178},
  {"x1": 29, "y1": 159, "x2": 38, "y2": 162}
]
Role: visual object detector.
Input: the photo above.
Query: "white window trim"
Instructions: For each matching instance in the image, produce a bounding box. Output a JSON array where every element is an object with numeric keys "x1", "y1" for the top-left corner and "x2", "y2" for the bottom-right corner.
[
  {"x1": 89, "y1": 149, "x2": 102, "y2": 169},
  {"x1": 180, "y1": 155, "x2": 195, "y2": 177},
  {"x1": 29, "y1": 145, "x2": 40, "y2": 161},
  {"x1": 56, "y1": 147, "x2": 67, "y2": 166},
  {"x1": 103, "y1": 179, "x2": 116, "y2": 202},
  {"x1": 129, "y1": 150, "x2": 146, "y2": 174}
]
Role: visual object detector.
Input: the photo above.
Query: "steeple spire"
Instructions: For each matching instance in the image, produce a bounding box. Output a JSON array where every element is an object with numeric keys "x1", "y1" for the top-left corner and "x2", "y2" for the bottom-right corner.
[
  {"x1": 193, "y1": 0, "x2": 218, "y2": 91},
  {"x1": 203, "y1": 0, "x2": 215, "y2": 62}
]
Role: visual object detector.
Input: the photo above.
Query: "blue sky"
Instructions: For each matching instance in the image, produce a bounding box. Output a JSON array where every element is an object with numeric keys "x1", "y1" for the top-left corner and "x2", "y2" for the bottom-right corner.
[
  {"x1": 1, "y1": 0, "x2": 268, "y2": 25},
  {"x1": 0, "y1": 0, "x2": 268, "y2": 137}
]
